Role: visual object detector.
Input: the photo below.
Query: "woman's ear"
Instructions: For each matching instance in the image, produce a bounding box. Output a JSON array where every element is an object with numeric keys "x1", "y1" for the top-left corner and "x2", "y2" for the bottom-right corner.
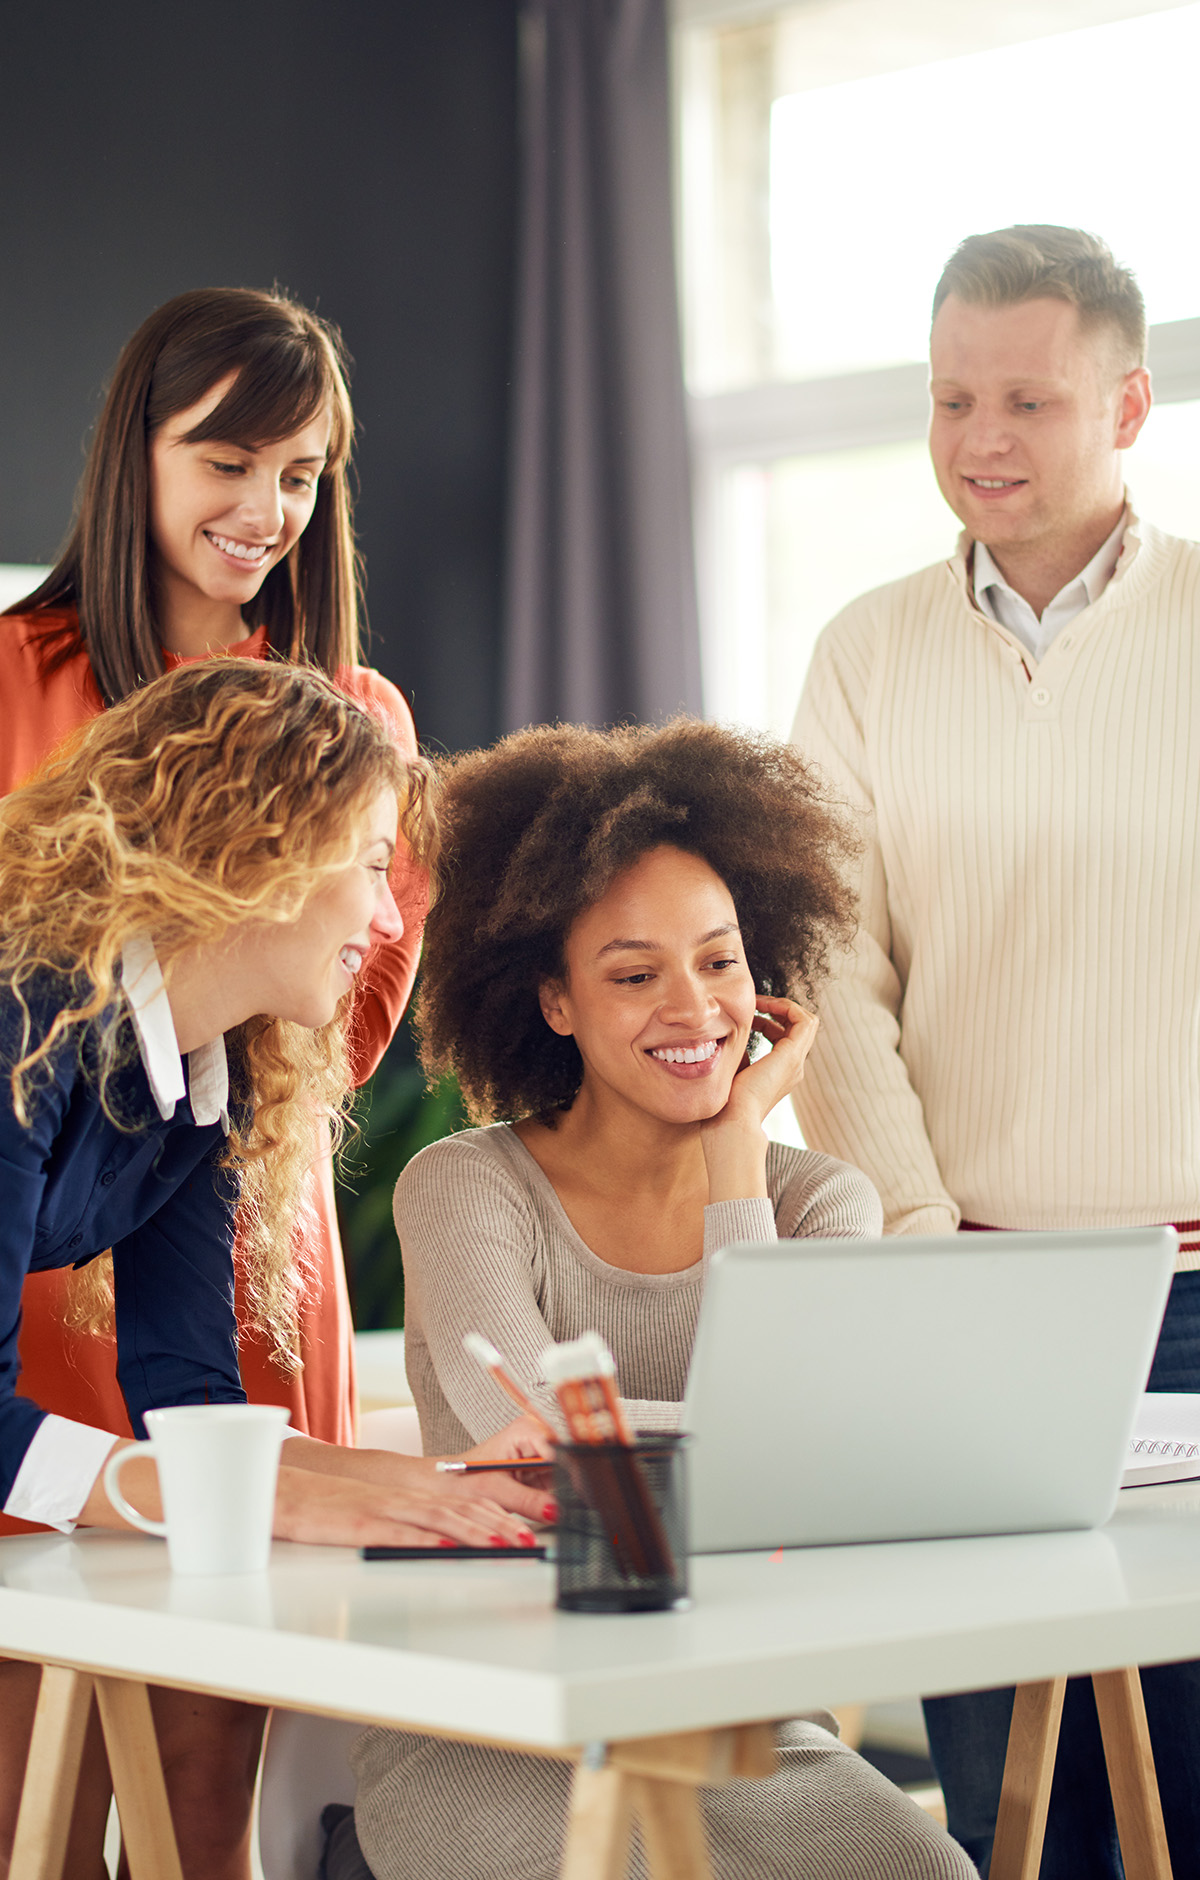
[{"x1": 538, "y1": 978, "x2": 574, "y2": 1038}]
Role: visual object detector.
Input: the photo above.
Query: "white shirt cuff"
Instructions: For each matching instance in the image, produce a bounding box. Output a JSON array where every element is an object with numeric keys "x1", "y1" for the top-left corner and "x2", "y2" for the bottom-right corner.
[{"x1": 3, "y1": 1416, "x2": 122, "y2": 1532}]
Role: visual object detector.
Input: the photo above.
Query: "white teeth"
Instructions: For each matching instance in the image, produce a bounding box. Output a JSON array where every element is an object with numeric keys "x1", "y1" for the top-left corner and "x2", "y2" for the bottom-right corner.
[
  {"x1": 340, "y1": 947, "x2": 363, "y2": 975},
  {"x1": 208, "y1": 532, "x2": 269, "y2": 562},
  {"x1": 650, "y1": 1039, "x2": 720, "y2": 1065},
  {"x1": 971, "y1": 479, "x2": 1018, "y2": 489}
]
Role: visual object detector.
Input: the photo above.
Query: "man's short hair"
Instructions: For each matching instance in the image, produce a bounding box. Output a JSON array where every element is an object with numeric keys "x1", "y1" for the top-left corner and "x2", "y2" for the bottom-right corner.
[{"x1": 932, "y1": 226, "x2": 1147, "y2": 371}]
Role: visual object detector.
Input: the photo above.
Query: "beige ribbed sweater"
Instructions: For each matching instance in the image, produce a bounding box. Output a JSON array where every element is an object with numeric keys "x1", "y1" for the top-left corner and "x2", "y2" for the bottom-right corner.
[
  {"x1": 395, "y1": 1126, "x2": 881, "y2": 1455},
  {"x1": 791, "y1": 514, "x2": 1200, "y2": 1262}
]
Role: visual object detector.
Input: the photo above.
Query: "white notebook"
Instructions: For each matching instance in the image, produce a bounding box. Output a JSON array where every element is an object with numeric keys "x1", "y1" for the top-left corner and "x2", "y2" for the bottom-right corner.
[{"x1": 1124, "y1": 1393, "x2": 1200, "y2": 1487}]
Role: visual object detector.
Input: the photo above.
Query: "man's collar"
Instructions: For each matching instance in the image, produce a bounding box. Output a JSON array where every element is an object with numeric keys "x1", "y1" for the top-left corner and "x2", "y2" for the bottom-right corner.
[
  {"x1": 955, "y1": 495, "x2": 1142, "y2": 610},
  {"x1": 972, "y1": 509, "x2": 1128, "y2": 617},
  {"x1": 119, "y1": 935, "x2": 229, "y2": 1132}
]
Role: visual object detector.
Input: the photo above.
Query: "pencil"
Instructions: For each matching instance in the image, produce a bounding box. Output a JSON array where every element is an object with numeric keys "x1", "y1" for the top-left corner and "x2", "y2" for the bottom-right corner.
[
  {"x1": 435, "y1": 1458, "x2": 554, "y2": 1475},
  {"x1": 461, "y1": 1332, "x2": 558, "y2": 1443}
]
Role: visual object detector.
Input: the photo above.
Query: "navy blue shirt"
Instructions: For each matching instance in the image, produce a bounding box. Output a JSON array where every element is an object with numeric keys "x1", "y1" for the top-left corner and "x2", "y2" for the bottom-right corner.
[{"x1": 0, "y1": 974, "x2": 245, "y2": 1507}]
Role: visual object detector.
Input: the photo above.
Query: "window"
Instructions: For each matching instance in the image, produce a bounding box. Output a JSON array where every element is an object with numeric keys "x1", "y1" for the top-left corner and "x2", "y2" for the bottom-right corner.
[
  {"x1": 0, "y1": 566, "x2": 48, "y2": 611},
  {"x1": 678, "y1": 0, "x2": 1200, "y2": 737}
]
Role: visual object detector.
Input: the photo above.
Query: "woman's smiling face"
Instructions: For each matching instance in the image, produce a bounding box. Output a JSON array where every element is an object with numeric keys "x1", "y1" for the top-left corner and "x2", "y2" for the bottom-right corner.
[
  {"x1": 243, "y1": 787, "x2": 403, "y2": 1031},
  {"x1": 539, "y1": 844, "x2": 758, "y2": 1126},
  {"x1": 147, "y1": 371, "x2": 331, "y2": 645}
]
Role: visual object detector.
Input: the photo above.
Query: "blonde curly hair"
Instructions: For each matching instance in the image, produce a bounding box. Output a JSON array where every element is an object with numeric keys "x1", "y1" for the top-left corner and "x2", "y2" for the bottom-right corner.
[{"x1": 0, "y1": 658, "x2": 435, "y2": 1366}]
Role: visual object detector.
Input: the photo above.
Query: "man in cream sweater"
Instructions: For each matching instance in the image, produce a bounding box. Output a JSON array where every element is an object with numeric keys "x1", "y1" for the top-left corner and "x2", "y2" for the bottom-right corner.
[{"x1": 792, "y1": 226, "x2": 1200, "y2": 1877}]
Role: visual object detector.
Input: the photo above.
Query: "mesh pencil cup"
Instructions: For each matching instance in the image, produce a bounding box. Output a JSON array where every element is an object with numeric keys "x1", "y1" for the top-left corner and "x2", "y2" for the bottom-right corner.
[{"x1": 553, "y1": 1434, "x2": 690, "y2": 1612}]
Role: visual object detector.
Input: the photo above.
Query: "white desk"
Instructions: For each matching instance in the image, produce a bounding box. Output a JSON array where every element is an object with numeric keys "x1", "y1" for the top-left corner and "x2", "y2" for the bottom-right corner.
[{"x1": 4, "y1": 1484, "x2": 1198, "y2": 1880}]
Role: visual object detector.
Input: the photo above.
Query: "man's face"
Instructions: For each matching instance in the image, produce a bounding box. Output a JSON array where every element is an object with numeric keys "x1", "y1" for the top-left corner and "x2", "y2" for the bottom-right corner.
[{"x1": 928, "y1": 294, "x2": 1149, "y2": 556}]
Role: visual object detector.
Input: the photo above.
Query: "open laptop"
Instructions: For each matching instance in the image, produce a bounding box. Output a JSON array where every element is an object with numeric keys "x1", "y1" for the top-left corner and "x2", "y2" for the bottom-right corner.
[{"x1": 683, "y1": 1227, "x2": 1177, "y2": 1553}]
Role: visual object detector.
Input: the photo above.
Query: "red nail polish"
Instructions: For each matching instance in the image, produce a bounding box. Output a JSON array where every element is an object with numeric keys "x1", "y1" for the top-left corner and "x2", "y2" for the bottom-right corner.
[
  {"x1": 438, "y1": 1537, "x2": 457, "y2": 1549},
  {"x1": 543, "y1": 1502, "x2": 558, "y2": 1522},
  {"x1": 518, "y1": 1529, "x2": 536, "y2": 1546},
  {"x1": 489, "y1": 1534, "x2": 507, "y2": 1546}
]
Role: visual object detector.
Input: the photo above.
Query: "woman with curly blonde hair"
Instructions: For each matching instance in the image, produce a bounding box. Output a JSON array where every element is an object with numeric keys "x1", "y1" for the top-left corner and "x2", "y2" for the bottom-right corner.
[{"x1": 0, "y1": 662, "x2": 546, "y2": 1880}]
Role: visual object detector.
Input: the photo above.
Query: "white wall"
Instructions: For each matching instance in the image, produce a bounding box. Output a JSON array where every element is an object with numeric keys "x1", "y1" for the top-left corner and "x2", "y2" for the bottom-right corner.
[{"x1": 0, "y1": 566, "x2": 49, "y2": 610}]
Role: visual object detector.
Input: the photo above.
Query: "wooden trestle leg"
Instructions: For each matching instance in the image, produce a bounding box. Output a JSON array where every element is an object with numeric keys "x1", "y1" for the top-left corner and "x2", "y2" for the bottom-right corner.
[
  {"x1": 989, "y1": 1677, "x2": 1067, "y2": 1880},
  {"x1": 9, "y1": 1666, "x2": 97, "y2": 1880},
  {"x1": 990, "y1": 1668, "x2": 1173, "y2": 1880},
  {"x1": 93, "y1": 1677, "x2": 184, "y2": 1880},
  {"x1": 1092, "y1": 1667, "x2": 1172, "y2": 1880},
  {"x1": 10, "y1": 1666, "x2": 184, "y2": 1880},
  {"x1": 562, "y1": 1757, "x2": 636, "y2": 1880},
  {"x1": 560, "y1": 1723, "x2": 777, "y2": 1880}
]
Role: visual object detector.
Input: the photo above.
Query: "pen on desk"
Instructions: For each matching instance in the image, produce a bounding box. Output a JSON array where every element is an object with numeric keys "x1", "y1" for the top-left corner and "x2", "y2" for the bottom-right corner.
[
  {"x1": 362, "y1": 1544, "x2": 548, "y2": 1560},
  {"x1": 461, "y1": 1332, "x2": 558, "y2": 1444},
  {"x1": 435, "y1": 1458, "x2": 554, "y2": 1475}
]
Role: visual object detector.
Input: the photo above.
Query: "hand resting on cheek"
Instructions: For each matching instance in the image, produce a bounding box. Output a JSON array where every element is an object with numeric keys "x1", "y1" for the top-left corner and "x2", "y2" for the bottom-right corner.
[{"x1": 699, "y1": 999, "x2": 820, "y2": 1203}]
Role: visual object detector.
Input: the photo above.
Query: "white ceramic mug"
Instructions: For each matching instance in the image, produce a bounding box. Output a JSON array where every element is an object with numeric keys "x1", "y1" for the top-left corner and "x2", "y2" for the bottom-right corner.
[{"x1": 104, "y1": 1404, "x2": 291, "y2": 1575}]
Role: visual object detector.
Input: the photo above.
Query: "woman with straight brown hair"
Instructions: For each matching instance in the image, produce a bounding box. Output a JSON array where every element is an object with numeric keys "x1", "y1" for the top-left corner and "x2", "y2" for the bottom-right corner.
[
  {"x1": 0, "y1": 289, "x2": 425, "y2": 1880},
  {"x1": 11, "y1": 284, "x2": 361, "y2": 702}
]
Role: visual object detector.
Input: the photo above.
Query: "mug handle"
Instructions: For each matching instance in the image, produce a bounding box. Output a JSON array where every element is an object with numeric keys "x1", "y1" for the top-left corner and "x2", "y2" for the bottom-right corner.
[{"x1": 104, "y1": 1443, "x2": 167, "y2": 1537}]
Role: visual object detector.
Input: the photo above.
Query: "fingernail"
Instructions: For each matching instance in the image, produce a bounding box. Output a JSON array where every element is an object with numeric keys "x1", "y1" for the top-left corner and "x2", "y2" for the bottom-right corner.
[
  {"x1": 543, "y1": 1502, "x2": 558, "y2": 1522},
  {"x1": 438, "y1": 1537, "x2": 457, "y2": 1549},
  {"x1": 518, "y1": 1529, "x2": 536, "y2": 1546},
  {"x1": 489, "y1": 1534, "x2": 507, "y2": 1547}
]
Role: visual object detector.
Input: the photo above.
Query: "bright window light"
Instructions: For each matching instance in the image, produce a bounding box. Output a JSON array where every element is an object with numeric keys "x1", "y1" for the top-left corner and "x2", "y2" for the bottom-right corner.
[
  {"x1": 1125, "y1": 398, "x2": 1200, "y2": 535},
  {"x1": 0, "y1": 566, "x2": 50, "y2": 611},
  {"x1": 770, "y1": 4, "x2": 1200, "y2": 378},
  {"x1": 714, "y1": 398, "x2": 1200, "y2": 745}
]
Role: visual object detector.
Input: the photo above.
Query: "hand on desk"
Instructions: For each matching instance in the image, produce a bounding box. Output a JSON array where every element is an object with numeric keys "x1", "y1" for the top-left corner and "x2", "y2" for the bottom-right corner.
[
  {"x1": 272, "y1": 1422, "x2": 554, "y2": 1542},
  {"x1": 82, "y1": 1420, "x2": 553, "y2": 1550},
  {"x1": 271, "y1": 1464, "x2": 541, "y2": 1550}
]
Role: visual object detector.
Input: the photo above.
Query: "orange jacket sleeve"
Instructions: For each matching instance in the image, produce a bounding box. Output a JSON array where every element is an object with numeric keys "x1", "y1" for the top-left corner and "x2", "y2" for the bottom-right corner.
[
  {"x1": 0, "y1": 614, "x2": 104, "y2": 795},
  {"x1": 335, "y1": 665, "x2": 429, "y2": 1085}
]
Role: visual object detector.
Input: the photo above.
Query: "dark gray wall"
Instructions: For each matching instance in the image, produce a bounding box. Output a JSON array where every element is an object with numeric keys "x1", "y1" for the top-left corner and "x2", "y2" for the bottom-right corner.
[{"x1": 0, "y1": 0, "x2": 518, "y2": 752}]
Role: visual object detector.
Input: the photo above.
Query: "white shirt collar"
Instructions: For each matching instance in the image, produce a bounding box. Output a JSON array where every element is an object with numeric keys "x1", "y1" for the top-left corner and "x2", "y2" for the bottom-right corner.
[
  {"x1": 120, "y1": 935, "x2": 229, "y2": 1132},
  {"x1": 972, "y1": 509, "x2": 1129, "y2": 663}
]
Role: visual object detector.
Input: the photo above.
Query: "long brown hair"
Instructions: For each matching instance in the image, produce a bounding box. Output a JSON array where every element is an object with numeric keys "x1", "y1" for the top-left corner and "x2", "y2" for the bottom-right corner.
[
  {"x1": 7, "y1": 288, "x2": 362, "y2": 703},
  {"x1": 0, "y1": 659, "x2": 437, "y2": 1362}
]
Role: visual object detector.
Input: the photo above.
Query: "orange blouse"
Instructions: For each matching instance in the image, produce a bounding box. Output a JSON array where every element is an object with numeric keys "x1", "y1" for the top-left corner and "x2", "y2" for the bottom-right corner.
[{"x1": 0, "y1": 609, "x2": 425, "y2": 1534}]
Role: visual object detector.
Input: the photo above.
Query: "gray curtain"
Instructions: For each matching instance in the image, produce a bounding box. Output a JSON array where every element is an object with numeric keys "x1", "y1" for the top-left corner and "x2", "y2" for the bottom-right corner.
[{"x1": 503, "y1": 0, "x2": 703, "y2": 732}]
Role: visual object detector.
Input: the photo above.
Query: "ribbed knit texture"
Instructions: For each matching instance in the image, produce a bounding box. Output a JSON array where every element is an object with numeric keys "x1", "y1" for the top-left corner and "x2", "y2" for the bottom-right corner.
[
  {"x1": 791, "y1": 515, "x2": 1200, "y2": 1260},
  {"x1": 363, "y1": 1137, "x2": 973, "y2": 1880},
  {"x1": 350, "y1": 1721, "x2": 975, "y2": 1880},
  {"x1": 396, "y1": 1125, "x2": 881, "y2": 1456}
]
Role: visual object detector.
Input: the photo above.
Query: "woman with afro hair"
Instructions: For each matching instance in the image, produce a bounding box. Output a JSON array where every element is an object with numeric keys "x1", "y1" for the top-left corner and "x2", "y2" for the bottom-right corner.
[{"x1": 327, "y1": 721, "x2": 975, "y2": 1880}]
